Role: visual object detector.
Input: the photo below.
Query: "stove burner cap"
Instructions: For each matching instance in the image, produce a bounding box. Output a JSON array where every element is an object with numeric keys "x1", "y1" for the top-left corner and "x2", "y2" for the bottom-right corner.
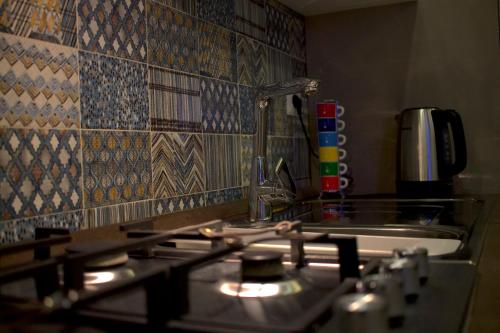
[
  {"x1": 240, "y1": 251, "x2": 284, "y2": 281},
  {"x1": 66, "y1": 240, "x2": 129, "y2": 270}
]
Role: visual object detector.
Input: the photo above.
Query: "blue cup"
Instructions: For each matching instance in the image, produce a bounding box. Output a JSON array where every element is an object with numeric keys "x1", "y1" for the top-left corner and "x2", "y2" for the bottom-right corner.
[
  {"x1": 319, "y1": 132, "x2": 337, "y2": 146},
  {"x1": 317, "y1": 118, "x2": 336, "y2": 132}
]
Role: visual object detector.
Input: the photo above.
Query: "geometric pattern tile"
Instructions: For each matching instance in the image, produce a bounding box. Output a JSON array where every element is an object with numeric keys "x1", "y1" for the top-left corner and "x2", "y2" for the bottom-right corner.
[
  {"x1": 201, "y1": 78, "x2": 239, "y2": 133},
  {"x1": 82, "y1": 131, "x2": 151, "y2": 208},
  {"x1": 235, "y1": 0, "x2": 266, "y2": 42},
  {"x1": 149, "y1": 67, "x2": 201, "y2": 132},
  {"x1": 0, "y1": 210, "x2": 84, "y2": 244},
  {"x1": 293, "y1": 137, "x2": 310, "y2": 179},
  {"x1": 289, "y1": 14, "x2": 306, "y2": 60},
  {"x1": 206, "y1": 187, "x2": 243, "y2": 205},
  {"x1": 0, "y1": 33, "x2": 80, "y2": 129},
  {"x1": 240, "y1": 135, "x2": 253, "y2": 186},
  {"x1": 79, "y1": 51, "x2": 149, "y2": 130},
  {"x1": 267, "y1": 95, "x2": 291, "y2": 136},
  {"x1": 0, "y1": 0, "x2": 77, "y2": 46},
  {"x1": 152, "y1": 0, "x2": 196, "y2": 15},
  {"x1": 204, "y1": 134, "x2": 241, "y2": 191},
  {"x1": 85, "y1": 200, "x2": 152, "y2": 228},
  {"x1": 0, "y1": 128, "x2": 82, "y2": 220},
  {"x1": 265, "y1": 0, "x2": 291, "y2": 53},
  {"x1": 152, "y1": 132, "x2": 205, "y2": 199},
  {"x1": 199, "y1": 21, "x2": 237, "y2": 82},
  {"x1": 292, "y1": 58, "x2": 307, "y2": 78},
  {"x1": 268, "y1": 136, "x2": 293, "y2": 179},
  {"x1": 147, "y1": 1, "x2": 198, "y2": 73},
  {"x1": 237, "y1": 35, "x2": 268, "y2": 87},
  {"x1": 239, "y1": 85, "x2": 256, "y2": 134},
  {"x1": 77, "y1": 0, "x2": 147, "y2": 61},
  {"x1": 153, "y1": 193, "x2": 205, "y2": 216},
  {"x1": 197, "y1": 0, "x2": 235, "y2": 29},
  {"x1": 268, "y1": 47, "x2": 292, "y2": 83}
]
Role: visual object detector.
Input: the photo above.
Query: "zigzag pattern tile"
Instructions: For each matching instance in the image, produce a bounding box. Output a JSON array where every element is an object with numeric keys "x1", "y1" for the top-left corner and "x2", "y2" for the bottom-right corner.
[
  {"x1": 199, "y1": 21, "x2": 237, "y2": 82},
  {"x1": 206, "y1": 187, "x2": 243, "y2": 205},
  {"x1": 82, "y1": 131, "x2": 151, "y2": 208},
  {"x1": 0, "y1": 0, "x2": 77, "y2": 46},
  {"x1": 154, "y1": 193, "x2": 205, "y2": 216},
  {"x1": 0, "y1": 210, "x2": 83, "y2": 244},
  {"x1": 265, "y1": 0, "x2": 291, "y2": 53},
  {"x1": 78, "y1": 0, "x2": 147, "y2": 61},
  {"x1": 197, "y1": 0, "x2": 234, "y2": 29},
  {"x1": 152, "y1": 132, "x2": 205, "y2": 199},
  {"x1": 147, "y1": 2, "x2": 198, "y2": 73},
  {"x1": 201, "y1": 78, "x2": 239, "y2": 133},
  {"x1": 235, "y1": 0, "x2": 266, "y2": 42},
  {"x1": 85, "y1": 200, "x2": 152, "y2": 228},
  {"x1": 79, "y1": 51, "x2": 149, "y2": 130},
  {"x1": 239, "y1": 85, "x2": 256, "y2": 134},
  {"x1": 204, "y1": 134, "x2": 241, "y2": 191},
  {"x1": 149, "y1": 67, "x2": 201, "y2": 132},
  {"x1": 0, "y1": 33, "x2": 80, "y2": 129},
  {"x1": 240, "y1": 135, "x2": 253, "y2": 186},
  {"x1": 237, "y1": 35, "x2": 268, "y2": 87},
  {"x1": 0, "y1": 128, "x2": 82, "y2": 220}
]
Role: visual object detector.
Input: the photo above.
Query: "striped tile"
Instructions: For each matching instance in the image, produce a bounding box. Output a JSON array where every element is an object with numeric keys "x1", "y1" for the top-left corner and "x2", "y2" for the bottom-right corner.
[
  {"x1": 201, "y1": 78, "x2": 239, "y2": 134},
  {"x1": 237, "y1": 35, "x2": 268, "y2": 86},
  {"x1": 0, "y1": 33, "x2": 80, "y2": 129},
  {"x1": 268, "y1": 47, "x2": 292, "y2": 83},
  {"x1": 235, "y1": 0, "x2": 266, "y2": 42},
  {"x1": 204, "y1": 134, "x2": 241, "y2": 190},
  {"x1": 197, "y1": 0, "x2": 235, "y2": 29},
  {"x1": 199, "y1": 21, "x2": 237, "y2": 82},
  {"x1": 149, "y1": 67, "x2": 201, "y2": 132},
  {"x1": 153, "y1": 193, "x2": 205, "y2": 216},
  {"x1": 206, "y1": 187, "x2": 243, "y2": 205},
  {"x1": 85, "y1": 200, "x2": 152, "y2": 228},
  {"x1": 293, "y1": 138, "x2": 310, "y2": 179},
  {"x1": 152, "y1": 132, "x2": 205, "y2": 199}
]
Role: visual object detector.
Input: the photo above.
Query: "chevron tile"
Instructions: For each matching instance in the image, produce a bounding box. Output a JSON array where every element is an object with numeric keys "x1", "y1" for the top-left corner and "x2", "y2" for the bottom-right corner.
[
  {"x1": 204, "y1": 134, "x2": 241, "y2": 191},
  {"x1": 78, "y1": 0, "x2": 147, "y2": 61},
  {"x1": 153, "y1": 193, "x2": 205, "y2": 216},
  {"x1": 0, "y1": 128, "x2": 82, "y2": 220},
  {"x1": 82, "y1": 131, "x2": 152, "y2": 208},
  {"x1": 0, "y1": 33, "x2": 80, "y2": 129},
  {"x1": 0, "y1": 0, "x2": 77, "y2": 46},
  {"x1": 199, "y1": 21, "x2": 237, "y2": 82},
  {"x1": 152, "y1": 132, "x2": 205, "y2": 199},
  {"x1": 201, "y1": 78, "x2": 239, "y2": 134},
  {"x1": 206, "y1": 187, "x2": 243, "y2": 205},
  {"x1": 235, "y1": 0, "x2": 265, "y2": 42},
  {"x1": 79, "y1": 51, "x2": 149, "y2": 130},
  {"x1": 147, "y1": 1, "x2": 198, "y2": 73},
  {"x1": 237, "y1": 35, "x2": 268, "y2": 87},
  {"x1": 149, "y1": 67, "x2": 201, "y2": 132},
  {"x1": 239, "y1": 85, "x2": 256, "y2": 134},
  {"x1": 197, "y1": 0, "x2": 235, "y2": 29}
]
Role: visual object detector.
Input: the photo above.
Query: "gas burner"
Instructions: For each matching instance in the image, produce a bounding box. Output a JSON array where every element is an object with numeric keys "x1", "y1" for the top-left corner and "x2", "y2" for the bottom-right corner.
[
  {"x1": 65, "y1": 240, "x2": 129, "y2": 270},
  {"x1": 217, "y1": 278, "x2": 303, "y2": 298},
  {"x1": 83, "y1": 266, "x2": 135, "y2": 291},
  {"x1": 240, "y1": 251, "x2": 284, "y2": 281}
]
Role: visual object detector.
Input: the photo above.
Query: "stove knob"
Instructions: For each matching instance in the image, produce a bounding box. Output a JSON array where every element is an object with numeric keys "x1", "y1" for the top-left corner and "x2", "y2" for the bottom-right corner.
[
  {"x1": 334, "y1": 293, "x2": 388, "y2": 333},
  {"x1": 394, "y1": 247, "x2": 429, "y2": 285},
  {"x1": 384, "y1": 258, "x2": 419, "y2": 303},
  {"x1": 363, "y1": 273, "x2": 405, "y2": 328}
]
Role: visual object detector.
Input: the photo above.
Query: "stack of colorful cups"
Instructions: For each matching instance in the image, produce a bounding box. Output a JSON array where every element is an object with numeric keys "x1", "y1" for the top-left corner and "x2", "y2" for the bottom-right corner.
[{"x1": 317, "y1": 101, "x2": 349, "y2": 196}]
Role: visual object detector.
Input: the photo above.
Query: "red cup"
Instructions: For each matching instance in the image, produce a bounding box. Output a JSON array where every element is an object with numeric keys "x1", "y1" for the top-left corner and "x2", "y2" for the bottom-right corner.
[
  {"x1": 317, "y1": 103, "x2": 336, "y2": 118},
  {"x1": 321, "y1": 176, "x2": 340, "y2": 192}
]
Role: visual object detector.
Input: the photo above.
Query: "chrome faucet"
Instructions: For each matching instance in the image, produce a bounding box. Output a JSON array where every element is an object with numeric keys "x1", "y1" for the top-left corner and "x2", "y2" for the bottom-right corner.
[{"x1": 248, "y1": 77, "x2": 320, "y2": 222}]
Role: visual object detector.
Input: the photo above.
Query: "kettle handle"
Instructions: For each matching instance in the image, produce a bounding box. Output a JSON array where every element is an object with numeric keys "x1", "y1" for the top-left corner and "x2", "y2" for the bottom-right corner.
[{"x1": 445, "y1": 109, "x2": 467, "y2": 175}]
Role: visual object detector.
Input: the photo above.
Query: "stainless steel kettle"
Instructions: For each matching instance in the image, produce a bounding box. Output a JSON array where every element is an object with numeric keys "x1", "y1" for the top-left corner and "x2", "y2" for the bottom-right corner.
[{"x1": 396, "y1": 107, "x2": 467, "y2": 196}]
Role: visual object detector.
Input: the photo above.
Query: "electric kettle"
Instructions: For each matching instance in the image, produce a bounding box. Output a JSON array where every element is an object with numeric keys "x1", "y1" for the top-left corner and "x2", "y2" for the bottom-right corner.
[{"x1": 396, "y1": 107, "x2": 467, "y2": 197}]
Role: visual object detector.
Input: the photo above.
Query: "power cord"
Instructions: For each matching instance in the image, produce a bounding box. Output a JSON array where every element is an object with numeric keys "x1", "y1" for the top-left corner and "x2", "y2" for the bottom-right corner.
[{"x1": 292, "y1": 95, "x2": 319, "y2": 159}]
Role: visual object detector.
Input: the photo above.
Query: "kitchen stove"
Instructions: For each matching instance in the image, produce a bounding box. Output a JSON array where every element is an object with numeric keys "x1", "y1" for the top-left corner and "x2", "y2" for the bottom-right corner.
[{"x1": 0, "y1": 218, "x2": 477, "y2": 333}]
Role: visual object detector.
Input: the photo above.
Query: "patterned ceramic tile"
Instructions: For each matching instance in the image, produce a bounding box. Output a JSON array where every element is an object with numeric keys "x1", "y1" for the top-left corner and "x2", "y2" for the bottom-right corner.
[
  {"x1": 0, "y1": 128, "x2": 82, "y2": 220},
  {"x1": 0, "y1": 210, "x2": 84, "y2": 244},
  {"x1": 199, "y1": 21, "x2": 237, "y2": 82},
  {"x1": 267, "y1": 96, "x2": 292, "y2": 136},
  {"x1": 152, "y1": 0, "x2": 196, "y2": 15},
  {"x1": 147, "y1": 1, "x2": 198, "y2": 73},
  {"x1": 78, "y1": 0, "x2": 146, "y2": 61},
  {"x1": 239, "y1": 85, "x2": 256, "y2": 134},
  {"x1": 289, "y1": 15, "x2": 306, "y2": 60},
  {"x1": 265, "y1": 0, "x2": 291, "y2": 53},
  {"x1": 79, "y1": 51, "x2": 149, "y2": 130},
  {"x1": 268, "y1": 47, "x2": 292, "y2": 83},
  {"x1": 235, "y1": 0, "x2": 265, "y2": 42},
  {"x1": 149, "y1": 67, "x2": 201, "y2": 132},
  {"x1": 292, "y1": 138, "x2": 310, "y2": 179},
  {"x1": 197, "y1": 0, "x2": 234, "y2": 29},
  {"x1": 82, "y1": 131, "x2": 151, "y2": 208},
  {"x1": 206, "y1": 187, "x2": 243, "y2": 205},
  {"x1": 153, "y1": 193, "x2": 205, "y2": 216},
  {"x1": 85, "y1": 200, "x2": 152, "y2": 228},
  {"x1": 201, "y1": 78, "x2": 239, "y2": 134},
  {"x1": 268, "y1": 136, "x2": 293, "y2": 176},
  {"x1": 204, "y1": 134, "x2": 241, "y2": 190},
  {"x1": 292, "y1": 58, "x2": 306, "y2": 78},
  {"x1": 240, "y1": 135, "x2": 252, "y2": 186},
  {"x1": 0, "y1": 34, "x2": 79, "y2": 130},
  {"x1": 152, "y1": 132, "x2": 205, "y2": 199},
  {"x1": 237, "y1": 35, "x2": 268, "y2": 87},
  {"x1": 0, "y1": 0, "x2": 77, "y2": 46}
]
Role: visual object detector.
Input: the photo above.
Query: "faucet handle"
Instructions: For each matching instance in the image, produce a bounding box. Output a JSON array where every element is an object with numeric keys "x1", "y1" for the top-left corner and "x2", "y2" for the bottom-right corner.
[{"x1": 274, "y1": 158, "x2": 296, "y2": 195}]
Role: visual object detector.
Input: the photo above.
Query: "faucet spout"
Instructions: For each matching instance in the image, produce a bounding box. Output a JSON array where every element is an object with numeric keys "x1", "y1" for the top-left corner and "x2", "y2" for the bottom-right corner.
[{"x1": 249, "y1": 77, "x2": 320, "y2": 222}]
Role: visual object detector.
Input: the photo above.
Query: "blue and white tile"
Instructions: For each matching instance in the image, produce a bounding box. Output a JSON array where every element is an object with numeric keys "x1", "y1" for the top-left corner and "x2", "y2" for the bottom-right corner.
[
  {"x1": 204, "y1": 134, "x2": 241, "y2": 191},
  {"x1": 206, "y1": 187, "x2": 243, "y2": 205},
  {"x1": 79, "y1": 51, "x2": 149, "y2": 130},
  {"x1": 153, "y1": 193, "x2": 205, "y2": 216},
  {"x1": 201, "y1": 78, "x2": 239, "y2": 134}
]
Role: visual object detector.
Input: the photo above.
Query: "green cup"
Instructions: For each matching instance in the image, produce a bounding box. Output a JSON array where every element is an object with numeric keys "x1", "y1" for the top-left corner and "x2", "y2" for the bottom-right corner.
[{"x1": 320, "y1": 162, "x2": 338, "y2": 176}]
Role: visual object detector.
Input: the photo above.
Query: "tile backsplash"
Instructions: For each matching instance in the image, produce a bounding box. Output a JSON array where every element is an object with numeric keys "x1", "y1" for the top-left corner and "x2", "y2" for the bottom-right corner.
[{"x1": 0, "y1": 0, "x2": 308, "y2": 243}]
